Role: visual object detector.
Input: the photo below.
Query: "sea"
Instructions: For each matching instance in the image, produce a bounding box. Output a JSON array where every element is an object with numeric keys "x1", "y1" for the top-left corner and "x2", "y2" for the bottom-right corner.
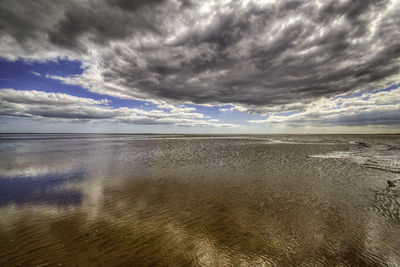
[{"x1": 0, "y1": 134, "x2": 400, "y2": 266}]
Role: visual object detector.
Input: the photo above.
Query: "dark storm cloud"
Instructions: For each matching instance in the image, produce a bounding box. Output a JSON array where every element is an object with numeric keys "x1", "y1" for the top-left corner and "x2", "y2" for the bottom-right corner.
[
  {"x1": 0, "y1": 0, "x2": 399, "y2": 111},
  {"x1": 106, "y1": 0, "x2": 166, "y2": 11},
  {"x1": 48, "y1": 0, "x2": 167, "y2": 52}
]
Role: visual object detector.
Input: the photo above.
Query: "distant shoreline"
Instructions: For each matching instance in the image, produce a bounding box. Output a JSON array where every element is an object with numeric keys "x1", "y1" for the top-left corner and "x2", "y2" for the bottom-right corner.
[{"x1": 1, "y1": 133, "x2": 399, "y2": 136}]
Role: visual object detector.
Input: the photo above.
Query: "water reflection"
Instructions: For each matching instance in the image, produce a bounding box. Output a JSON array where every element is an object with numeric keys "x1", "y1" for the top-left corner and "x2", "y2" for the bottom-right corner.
[
  {"x1": 0, "y1": 171, "x2": 84, "y2": 207},
  {"x1": 0, "y1": 134, "x2": 400, "y2": 266}
]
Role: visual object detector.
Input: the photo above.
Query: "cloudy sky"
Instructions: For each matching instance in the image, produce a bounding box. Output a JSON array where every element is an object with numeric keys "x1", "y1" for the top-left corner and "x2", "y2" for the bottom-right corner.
[{"x1": 0, "y1": 0, "x2": 399, "y2": 133}]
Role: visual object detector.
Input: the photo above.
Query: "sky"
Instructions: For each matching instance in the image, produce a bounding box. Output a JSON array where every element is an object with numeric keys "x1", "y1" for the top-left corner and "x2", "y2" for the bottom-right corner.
[{"x1": 0, "y1": 0, "x2": 399, "y2": 134}]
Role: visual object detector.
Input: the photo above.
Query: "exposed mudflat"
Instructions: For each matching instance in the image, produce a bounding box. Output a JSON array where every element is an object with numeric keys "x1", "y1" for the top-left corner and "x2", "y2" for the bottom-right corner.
[{"x1": 0, "y1": 134, "x2": 400, "y2": 266}]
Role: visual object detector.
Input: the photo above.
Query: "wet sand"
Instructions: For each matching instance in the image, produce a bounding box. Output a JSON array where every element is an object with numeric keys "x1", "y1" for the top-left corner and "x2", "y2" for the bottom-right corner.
[{"x1": 0, "y1": 134, "x2": 400, "y2": 266}]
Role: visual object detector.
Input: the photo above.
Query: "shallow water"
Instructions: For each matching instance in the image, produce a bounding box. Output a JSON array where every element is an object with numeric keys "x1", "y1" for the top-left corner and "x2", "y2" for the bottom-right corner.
[{"x1": 0, "y1": 134, "x2": 400, "y2": 266}]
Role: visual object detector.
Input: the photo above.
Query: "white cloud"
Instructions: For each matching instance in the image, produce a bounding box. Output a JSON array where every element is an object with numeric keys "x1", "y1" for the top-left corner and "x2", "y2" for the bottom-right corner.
[
  {"x1": 0, "y1": 89, "x2": 110, "y2": 106},
  {"x1": 30, "y1": 71, "x2": 41, "y2": 76},
  {"x1": 0, "y1": 89, "x2": 238, "y2": 128},
  {"x1": 249, "y1": 86, "x2": 400, "y2": 126}
]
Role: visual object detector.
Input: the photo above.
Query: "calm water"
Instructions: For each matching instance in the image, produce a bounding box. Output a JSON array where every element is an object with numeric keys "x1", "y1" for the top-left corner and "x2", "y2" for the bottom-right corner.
[{"x1": 0, "y1": 134, "x2": 400, "y2": 266}]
